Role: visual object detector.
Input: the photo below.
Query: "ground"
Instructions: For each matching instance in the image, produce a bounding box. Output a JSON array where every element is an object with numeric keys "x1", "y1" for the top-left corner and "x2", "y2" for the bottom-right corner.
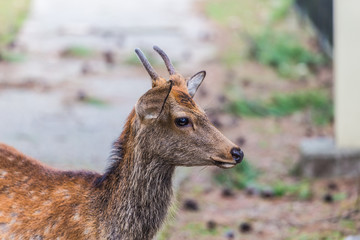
[
  {"x1": 0, "y1": 0, "x2": 359, "y2": 239},
  {"x1": 159, "y1": 1, "x2": 359, "y2": 239}
]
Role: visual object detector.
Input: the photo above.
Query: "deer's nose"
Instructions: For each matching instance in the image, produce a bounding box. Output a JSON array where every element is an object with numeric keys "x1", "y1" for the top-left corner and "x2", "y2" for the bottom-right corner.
[{"x1": 230, "y1": 147, "x2": 244, "y2": 163}]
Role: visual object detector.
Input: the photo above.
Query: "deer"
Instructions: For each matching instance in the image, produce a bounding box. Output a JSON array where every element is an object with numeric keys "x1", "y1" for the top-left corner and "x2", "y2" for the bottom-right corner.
[{"x1": 0, "y1": 46, "x2": 244, "y2": 240}]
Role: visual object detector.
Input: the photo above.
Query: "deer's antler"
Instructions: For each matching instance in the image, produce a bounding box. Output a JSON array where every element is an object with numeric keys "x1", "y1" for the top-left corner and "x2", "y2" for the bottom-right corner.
[
  {"x1": 135, "y1": 48, "x2": 159, "y2": 80},
  {"x1": 153, "y1": 46, "x2": 177, "y2": 75}
]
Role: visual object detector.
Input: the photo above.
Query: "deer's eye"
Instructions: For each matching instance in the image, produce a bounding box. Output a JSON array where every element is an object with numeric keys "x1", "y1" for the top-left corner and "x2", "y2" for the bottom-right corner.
[{"x1": 175, "y1": 117, "x2": 191, "y2": 127}]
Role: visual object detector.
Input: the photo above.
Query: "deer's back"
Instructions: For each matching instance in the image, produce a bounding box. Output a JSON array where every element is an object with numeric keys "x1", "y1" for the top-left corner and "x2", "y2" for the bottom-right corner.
[{"x1": 0, "y1": 143, "x2": 101, "y2": 239}]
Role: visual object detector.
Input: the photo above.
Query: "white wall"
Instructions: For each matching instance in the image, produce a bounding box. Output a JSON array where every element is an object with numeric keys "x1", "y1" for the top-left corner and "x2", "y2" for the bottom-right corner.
[{"x1": 335, "y1": 0, "x2": 360, "y2": 148}]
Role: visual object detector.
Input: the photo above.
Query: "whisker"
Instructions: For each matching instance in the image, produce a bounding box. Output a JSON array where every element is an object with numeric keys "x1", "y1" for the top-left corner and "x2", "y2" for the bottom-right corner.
[{"x1": 198, "y1": 166, "x2": 208, "y2": 173}]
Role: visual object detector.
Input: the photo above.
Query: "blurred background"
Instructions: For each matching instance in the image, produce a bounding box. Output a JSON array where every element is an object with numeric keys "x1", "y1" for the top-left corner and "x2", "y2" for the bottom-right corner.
[{"x1": 1, "y1": 0, "x2": 359, "y2": 239}]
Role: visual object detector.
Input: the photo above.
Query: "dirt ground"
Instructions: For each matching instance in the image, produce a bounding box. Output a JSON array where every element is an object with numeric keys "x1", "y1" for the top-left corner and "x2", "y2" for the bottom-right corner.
[
  {"x1": 164, "y1": 60, "x2": 359, "y2": 240},
  {"x1": 1, "y1": 0, "x2": 359, "y2": 239},
  {"x1": 159, "y1": 2, "x2": 360, "y2": 240}
]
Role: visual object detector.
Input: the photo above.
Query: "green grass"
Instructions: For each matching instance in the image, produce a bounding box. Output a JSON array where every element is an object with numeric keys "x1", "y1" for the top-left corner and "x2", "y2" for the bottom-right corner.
[
  {"x1": 0, "y1": 0, "x2": 30, "y2": 48},
  {"x1": 61, "y1": 45, "x2": 94, "y2": 58},
  {"x1": 286, "y1": 231, "x2": 344, "y2": 240},
  {"x1": 340, "y1": 219, "x2": 356, "y2": 231},
  {"x1": 214, "y1": 159, "x2": 259, "y2": 189},
  {"x1": 249, "y1": 31, "x2": 325, "y2": 78},
  {"x1": 79, "y1": 96, "x2": 108, "y2": 107},
  {"x1": 220, "y1": 46, "x2": 245, "y2": 67},
  {"x1": 0, "y1": 0, "x2": 30, "y2": 61},
  {"x1": 205, "y1": 0, "x2": 327, "y2": 77},
  {"x1": 205, "y1": 0, "x2": 295, "y2": 28},
  {"x1": 0, "y1": 51, "x2": 26, "y2": 62},
  {"x1": 205, "y1": 0, "x2": 243, "y2": 25},
  {"x1": 214, "y1": 160, "x2": 313, "y2": 200},
  {"x1": 272, "y1": 180, "x2": 312, "y2": 200},
  {"x1": 182, "y1": 222, "x2": 220, "y2": 237},
  {"x1": 85, "y1": 98, "x2": 107, "y2": 107},
  {"x1": 270, "y1": 0, "x2": 295, "y2": 22},
  {"x1": 333, "y1": 192, "x2": 347, "y2": 202},
  {"x1": 228, "y1": 90, "x2": 333, "y2": 125},
  {"x1": 205, "y1": 0, "x2": 271, "y2": 32},
  {"x1": 204, "y1": 0, "x2": 271, "y2": 67}
]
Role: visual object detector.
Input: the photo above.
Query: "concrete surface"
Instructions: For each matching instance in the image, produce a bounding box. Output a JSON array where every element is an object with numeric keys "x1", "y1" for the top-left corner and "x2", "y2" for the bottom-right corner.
[
  {"x1": 0, "y1": 0, "x2": 215, "y2": 174},
  {"x1": 298, "y1": 137, "x2": 360, "y2": 177}
]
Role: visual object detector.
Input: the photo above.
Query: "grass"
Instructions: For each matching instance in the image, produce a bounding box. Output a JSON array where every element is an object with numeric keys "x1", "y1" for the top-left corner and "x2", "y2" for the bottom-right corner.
[
  {"x1": 205, "y1": 0, "x2": 243, "y2": 25},
  {"x1": 78, "y1": 95, "x2": 108, "y2": 107},
  {"x1": 228, "y1": 90, "x2": 333, "y2": 125},
  {"x1": 0, "y1": 0, "x2": 30, "y2": 61},
  {"x1": 340, "y1": 219, "x2": 356, "y2": 231},
  {"x1": 270, "y1": 0, "x2": 295, "y2": 22},
  {"x1": 286, "y1": 231, "x2": 344, "y2": 240},
  {"x1": 249, "y1": 31, "x2": 325, "y2": 78},
  {"x1": 214, "y1": 159, "x2": 259, "y2": 189},
  {"x1": 214, "y1": 161, "x2": 313, "y2": 200},
  {"x1": 205, "y1": 0, "x2": 327, "y2": 78},
  {"x1": 205, "y1": 0, "x2": 271, "y2": 32},
  {"x1": 333, "y1": 192, "x2": 347, "y2": 202},
  {"x1": 85, "y1": 97, "x2": 108, "y2": 106},
  {"x1": 220, "y1": 46, "x2": 245, "y2": 67},
  {"x1": 204, "y1": 0, "x2": 271, "y2": 67},
  {"x1": 0, "y1": 0, "x2": 30, "y2": 48},
  {"x1": 272, "y1": 180, "x2": 312, "y2": 200},
  {"x1": 206, "y1": 0, "x2": 293, "y2": 25},
  {"x1": 0, "y1": 51, "x2": 26, "y2": 62},
  {"x1": 182, "y1": 222, "x2": 220, "y2": 237},
  {"x1": 61, "y1": 45, "x2": 94, "y2": 58}
]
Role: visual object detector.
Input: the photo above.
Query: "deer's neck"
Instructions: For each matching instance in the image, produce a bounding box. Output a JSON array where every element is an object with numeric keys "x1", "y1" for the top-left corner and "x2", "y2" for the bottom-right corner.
[{"x1": 93, "y1": 111, "x2": 175, "y2": 240}]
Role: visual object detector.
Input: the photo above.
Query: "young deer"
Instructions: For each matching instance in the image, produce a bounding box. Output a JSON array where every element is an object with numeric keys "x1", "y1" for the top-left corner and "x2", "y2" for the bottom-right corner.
[{"x1": 0, "y1": 46, "x2": 244, "y2": 240}]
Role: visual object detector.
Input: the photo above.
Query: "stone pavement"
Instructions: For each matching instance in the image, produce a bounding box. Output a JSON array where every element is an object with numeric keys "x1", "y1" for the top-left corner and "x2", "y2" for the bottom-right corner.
[{"x1": 0, "y1": 0, "x2": 215, "y2": 172}]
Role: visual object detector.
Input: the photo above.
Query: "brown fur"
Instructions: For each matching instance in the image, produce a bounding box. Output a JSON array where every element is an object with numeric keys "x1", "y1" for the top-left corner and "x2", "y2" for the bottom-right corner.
[
  {"x1": 0, "y1": 144, "x2": 99, "y2": 239},
  {"x1": 0, "y1": 49, "x2": 241, "y2": 240}
]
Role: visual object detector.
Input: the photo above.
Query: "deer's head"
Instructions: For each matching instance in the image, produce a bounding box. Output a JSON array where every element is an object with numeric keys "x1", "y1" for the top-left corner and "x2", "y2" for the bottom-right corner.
[{"x1": 133, "y1": 46, "x2": 243, "y2": 169}]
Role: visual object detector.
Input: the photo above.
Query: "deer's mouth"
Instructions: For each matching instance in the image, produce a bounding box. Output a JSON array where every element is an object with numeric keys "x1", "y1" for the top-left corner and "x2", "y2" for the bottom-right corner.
[{"x1": 210, "y1": 156, "x2": 237, "y2": 169}]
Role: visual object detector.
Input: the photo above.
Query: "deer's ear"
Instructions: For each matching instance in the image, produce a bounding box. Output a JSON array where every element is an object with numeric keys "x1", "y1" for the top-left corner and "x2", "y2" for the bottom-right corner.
[
  {"x1": 135, "y1": 84, "x2": 171, "y2": 120},
  {"x1": 187, "y1": 71, "x2": 206, "y2": 98}
]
